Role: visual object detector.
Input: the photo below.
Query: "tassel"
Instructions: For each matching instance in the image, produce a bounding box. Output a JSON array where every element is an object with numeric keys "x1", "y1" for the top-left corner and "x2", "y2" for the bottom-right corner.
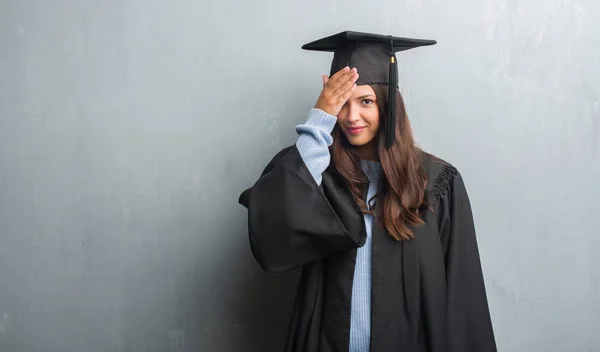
[{"x1": 386, "y1": 36, "x2": 397, "y2": 149}]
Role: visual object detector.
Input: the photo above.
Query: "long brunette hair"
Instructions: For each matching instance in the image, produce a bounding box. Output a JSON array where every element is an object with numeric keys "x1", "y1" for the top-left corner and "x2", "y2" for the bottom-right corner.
[{"x1": 331, "y1": 84, "x2": 427, "y2": 241}]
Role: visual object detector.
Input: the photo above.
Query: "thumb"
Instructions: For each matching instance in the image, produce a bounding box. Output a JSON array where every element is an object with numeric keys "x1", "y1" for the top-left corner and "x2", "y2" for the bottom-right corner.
[{"x1": 322, "y1": 75, "x2": 329, "y2": 87}]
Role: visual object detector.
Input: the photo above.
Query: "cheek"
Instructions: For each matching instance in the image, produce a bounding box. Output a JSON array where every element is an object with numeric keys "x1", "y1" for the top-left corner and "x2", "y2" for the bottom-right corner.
[{"x1": 366, "y1": 111, "x2": 380, "y2": 130}]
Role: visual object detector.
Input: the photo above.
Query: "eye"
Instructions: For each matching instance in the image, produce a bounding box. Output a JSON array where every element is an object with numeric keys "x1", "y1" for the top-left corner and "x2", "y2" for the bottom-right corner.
[{"x1": 362, "y1": 99, "x2": 374, "y2": 106}]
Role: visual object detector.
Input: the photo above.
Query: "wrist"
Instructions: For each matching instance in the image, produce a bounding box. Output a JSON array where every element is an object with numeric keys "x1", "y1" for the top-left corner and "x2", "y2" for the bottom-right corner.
[
  {"x1": 313, "y1": 104, "x2": 337, "y2": 117},
  {"x1": 303, "y1": 109, "x2": 338, "y2": 133}
]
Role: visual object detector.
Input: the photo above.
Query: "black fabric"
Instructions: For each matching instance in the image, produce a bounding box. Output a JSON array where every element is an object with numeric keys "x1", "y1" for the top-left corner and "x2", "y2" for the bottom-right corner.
[
  {"x1": 239, "y1": 146, "x2": 366, "y2": 273},
  {"x1": 238, "y1": 146, "x2": 497, "y2": 352},
  {"x1": 301, "y1": 30, "x2": 436, "y2": 149}
]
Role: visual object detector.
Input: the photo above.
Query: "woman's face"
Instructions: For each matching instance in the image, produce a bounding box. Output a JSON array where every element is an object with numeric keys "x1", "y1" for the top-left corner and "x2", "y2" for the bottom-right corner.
[{"x1": 337, "y1": 85, "x2": 380, "y2": 150}]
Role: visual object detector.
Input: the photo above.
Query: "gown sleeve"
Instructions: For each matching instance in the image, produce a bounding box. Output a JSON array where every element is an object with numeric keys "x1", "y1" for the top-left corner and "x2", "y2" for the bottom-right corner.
[
  {"x1": 238, "y1": 110, "x2": 364, "y2": 273},
  {"x1": 436, "y1": 167, "x2": 497, "y2": 351}
]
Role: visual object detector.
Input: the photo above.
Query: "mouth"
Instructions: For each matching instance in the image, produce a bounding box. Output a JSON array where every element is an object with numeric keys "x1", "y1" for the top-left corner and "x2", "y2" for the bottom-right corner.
[{"x1": 347, "y1": 126, "x2": 366, "y2": 135}]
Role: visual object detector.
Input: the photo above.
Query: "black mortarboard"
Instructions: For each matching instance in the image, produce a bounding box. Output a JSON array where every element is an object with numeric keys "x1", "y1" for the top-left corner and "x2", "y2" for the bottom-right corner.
[{"x1": 302, "y1": 31, "x2": 436, "y2": 149}]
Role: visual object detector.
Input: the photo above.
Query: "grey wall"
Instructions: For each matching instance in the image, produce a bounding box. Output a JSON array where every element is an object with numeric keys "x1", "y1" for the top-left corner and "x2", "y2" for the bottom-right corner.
[{"x1": 1, "y1": 0, "x2": 599, "y2": 351}]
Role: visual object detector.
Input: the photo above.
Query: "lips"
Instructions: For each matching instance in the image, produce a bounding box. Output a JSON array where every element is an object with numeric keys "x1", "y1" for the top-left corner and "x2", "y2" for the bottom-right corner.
[{"x1": 347, "y1": 126, "x2": 366, "y2": 135}]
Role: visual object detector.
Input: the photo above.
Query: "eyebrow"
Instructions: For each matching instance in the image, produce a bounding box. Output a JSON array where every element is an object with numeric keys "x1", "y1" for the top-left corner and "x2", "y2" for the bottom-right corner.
[{"x1": 357, "y1": 94, "x2": 376, "y2": 99}]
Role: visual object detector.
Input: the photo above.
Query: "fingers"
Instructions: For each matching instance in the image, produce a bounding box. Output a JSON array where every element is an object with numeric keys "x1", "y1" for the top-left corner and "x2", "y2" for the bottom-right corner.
[
  {"x1": 326, "y1": 67, "x2": 358, "y2": 96},
  {"x1": 338, "y1": 83, "x2": 357, "y2": 103},
  {"x1": 314, "y1": 66, "x2": 359, "y2": 116},
  {"x1": 331, "y1": 67, "x2": 357, "y2": 87},
  {"x1": 335, "y1": 73, "x2": 358, "y2": 95},
  {"x1": 328, "y1": 67, "x2": 357, "y2": 87},
  {"x1": 329, "y1": 66, "x2": 351, "y2": 82}
]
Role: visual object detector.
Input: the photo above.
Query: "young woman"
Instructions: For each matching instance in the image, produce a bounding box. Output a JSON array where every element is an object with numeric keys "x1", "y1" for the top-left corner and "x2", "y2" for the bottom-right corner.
[{"x1": 238, "y1": 31, "x2": 496, "y2": 352}]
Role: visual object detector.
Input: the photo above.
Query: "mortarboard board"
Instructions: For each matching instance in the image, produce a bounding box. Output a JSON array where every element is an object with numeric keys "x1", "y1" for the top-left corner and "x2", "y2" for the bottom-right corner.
[{"x1": 302, "y1": 31, "x2": 436, "y2": 149}]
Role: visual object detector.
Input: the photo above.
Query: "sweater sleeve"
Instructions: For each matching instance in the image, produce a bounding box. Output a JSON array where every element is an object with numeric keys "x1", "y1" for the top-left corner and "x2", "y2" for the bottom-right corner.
[{"x1": 295, "y1": 108, "x2": 338, "y2": 185}]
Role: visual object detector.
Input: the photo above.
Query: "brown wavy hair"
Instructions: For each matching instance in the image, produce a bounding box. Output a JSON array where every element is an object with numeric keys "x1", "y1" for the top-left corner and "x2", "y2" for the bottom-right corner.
[{"x1": 330, "y1": 84, "x2": 427, "y2": 241}]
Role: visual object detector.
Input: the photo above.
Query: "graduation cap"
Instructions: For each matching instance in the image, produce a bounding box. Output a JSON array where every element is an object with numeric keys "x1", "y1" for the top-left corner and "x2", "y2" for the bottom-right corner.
[{"x1": 302, "y1": 31, "x2": 436, "y2": 149}]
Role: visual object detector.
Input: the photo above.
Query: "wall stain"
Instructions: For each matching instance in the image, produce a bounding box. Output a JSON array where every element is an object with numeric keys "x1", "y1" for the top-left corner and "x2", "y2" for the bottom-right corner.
[
  {"x1": 0, "y1": 313, "x2": 8, "y2": 336},
  {"x1": 169, "y1": 330, "x2": 185, "y2": 352}
]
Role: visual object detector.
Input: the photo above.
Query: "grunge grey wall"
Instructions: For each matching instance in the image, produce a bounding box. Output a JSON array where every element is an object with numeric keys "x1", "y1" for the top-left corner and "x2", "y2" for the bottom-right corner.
[{"x1": 1, "y1": 0, "x2": 599, "y2": 351}]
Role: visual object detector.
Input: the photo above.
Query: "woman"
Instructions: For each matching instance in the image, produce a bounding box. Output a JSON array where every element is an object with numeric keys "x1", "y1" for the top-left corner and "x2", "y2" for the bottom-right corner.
[{"x1": 238, "y1": 31, "x2": 496, "y2": 352}]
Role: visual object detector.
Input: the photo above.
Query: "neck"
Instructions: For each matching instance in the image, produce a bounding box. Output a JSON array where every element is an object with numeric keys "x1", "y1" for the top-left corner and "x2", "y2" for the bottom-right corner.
[{"x1": 355, "y1": 140, "x2": 378, "y2": 161}]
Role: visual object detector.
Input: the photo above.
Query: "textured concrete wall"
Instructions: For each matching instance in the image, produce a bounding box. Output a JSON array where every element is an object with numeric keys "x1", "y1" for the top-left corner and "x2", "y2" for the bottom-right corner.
[{"x1": 1, "y1": 0, "x2": 599, "y2": 351}]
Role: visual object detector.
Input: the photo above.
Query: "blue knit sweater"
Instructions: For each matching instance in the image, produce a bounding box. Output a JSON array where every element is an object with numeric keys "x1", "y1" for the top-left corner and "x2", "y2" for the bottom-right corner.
[{"x1": 295, "y1": 108, "x2": 380, "y2": 352}]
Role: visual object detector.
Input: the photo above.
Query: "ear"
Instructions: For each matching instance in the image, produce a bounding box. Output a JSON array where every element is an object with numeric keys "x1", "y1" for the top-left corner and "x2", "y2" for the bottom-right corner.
[{"x1": 322, "y1": 75, "x2": 329, "y2": 87}]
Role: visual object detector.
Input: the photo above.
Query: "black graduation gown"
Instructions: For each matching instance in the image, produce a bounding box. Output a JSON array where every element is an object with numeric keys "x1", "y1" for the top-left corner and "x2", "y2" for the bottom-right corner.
[{"x1": 238, "y1": 145, "x2": 497, "y2": 352}]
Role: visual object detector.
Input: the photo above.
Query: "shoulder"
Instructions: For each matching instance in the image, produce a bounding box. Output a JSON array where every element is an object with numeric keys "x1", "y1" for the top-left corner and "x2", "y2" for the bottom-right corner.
[
  {"x1": 259, "y1": 145, "x2": 297, "y2": 172},
  {"x1": 421, "y1": 151, "x2": 459, "y2": 185},
  {"x1": 420, "y1": 151, "x2": 461, "y2": 206}
]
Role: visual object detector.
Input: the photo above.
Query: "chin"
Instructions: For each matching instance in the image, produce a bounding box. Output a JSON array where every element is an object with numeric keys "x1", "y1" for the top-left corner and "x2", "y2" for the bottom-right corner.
[
  {"x1": 342, "y1": 131, "x2": 377, "y2": 147},
  {"x1": 345, "y1": 137, "x2": 370, "y2": 147},
  {"x1": 349, "y1": 141, "x2": 368, "y2": 147}
]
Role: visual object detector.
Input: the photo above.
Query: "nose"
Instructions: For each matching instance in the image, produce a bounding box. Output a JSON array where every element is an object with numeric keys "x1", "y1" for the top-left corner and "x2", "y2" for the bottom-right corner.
[{"x1": 345, "y1": 103, "x2": 361, "y2": 124}]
